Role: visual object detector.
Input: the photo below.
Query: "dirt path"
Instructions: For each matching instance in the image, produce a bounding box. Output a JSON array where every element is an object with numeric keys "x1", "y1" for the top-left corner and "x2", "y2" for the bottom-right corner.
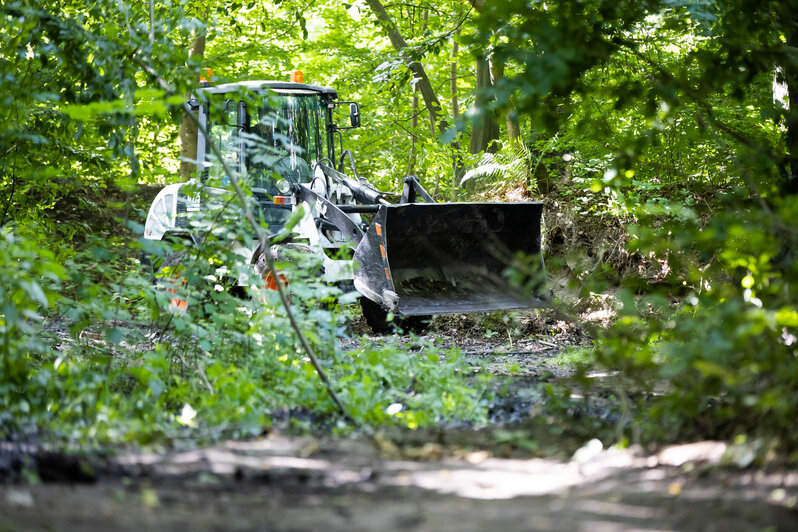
[
  {"x1": 2, "y1": 435, "x2": 797, "y2": 531},
  {"x1": 3, "y1": 316, "x2": 798, "y2": 531}
]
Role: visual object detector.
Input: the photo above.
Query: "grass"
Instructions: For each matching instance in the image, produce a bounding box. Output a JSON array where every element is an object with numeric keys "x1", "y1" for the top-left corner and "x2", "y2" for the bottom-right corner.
[{"x1": 551, "y1": 346, "x2": 595, "y2": 369}]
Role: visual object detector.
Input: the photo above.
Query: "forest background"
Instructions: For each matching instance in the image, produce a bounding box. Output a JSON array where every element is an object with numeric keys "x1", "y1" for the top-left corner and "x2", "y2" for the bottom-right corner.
[{"x1": 1, "y1": 0, "x2": 797, "y2": 462}]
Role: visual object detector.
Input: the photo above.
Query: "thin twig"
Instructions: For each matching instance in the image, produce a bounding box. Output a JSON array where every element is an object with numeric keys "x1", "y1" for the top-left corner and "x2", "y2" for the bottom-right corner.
[
  {"x1": 135, "y1": 56, "x2": 356, "y2": 425},
  {"x1": 197, "y1": 363, "x2": 215, "y2": 395}
]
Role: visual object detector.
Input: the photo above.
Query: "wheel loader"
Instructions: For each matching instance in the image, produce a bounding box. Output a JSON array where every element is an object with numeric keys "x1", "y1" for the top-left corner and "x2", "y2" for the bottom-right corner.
[{"x1": 143, "y1": 75, "x2": 547, "y2": 332}]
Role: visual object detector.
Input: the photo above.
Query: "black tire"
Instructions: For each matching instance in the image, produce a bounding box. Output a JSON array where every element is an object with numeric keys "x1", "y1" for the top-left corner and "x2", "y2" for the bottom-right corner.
[
  {"x1": 359, "y1": 297, "x2": 431, "y2": 334},
  {"x1": 251, "y1": 243, "x2": 314, "y2": 300},
  {"x1": 139, "y1": 251, "x2": 153, "y2": 275},
  {"x1": 145, "y1": 233, "x2": 192, "y2": 282}
]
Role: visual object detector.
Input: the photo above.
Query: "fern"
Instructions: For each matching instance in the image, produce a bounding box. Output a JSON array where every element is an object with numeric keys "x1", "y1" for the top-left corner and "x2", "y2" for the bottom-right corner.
[{"x1": 461, "y1": 144, "x2": 531, "y2": 184}]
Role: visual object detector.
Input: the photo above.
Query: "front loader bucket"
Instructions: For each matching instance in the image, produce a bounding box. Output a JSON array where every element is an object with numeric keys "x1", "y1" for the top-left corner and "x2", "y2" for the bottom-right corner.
[{"x1": 353, "y1": 202, "x2": 547, "y2": 316}]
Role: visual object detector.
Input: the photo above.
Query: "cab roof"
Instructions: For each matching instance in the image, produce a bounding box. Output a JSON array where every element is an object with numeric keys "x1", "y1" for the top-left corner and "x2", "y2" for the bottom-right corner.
[{"x1": 198, "y1": 80, "x2": 337, "y2": 99}]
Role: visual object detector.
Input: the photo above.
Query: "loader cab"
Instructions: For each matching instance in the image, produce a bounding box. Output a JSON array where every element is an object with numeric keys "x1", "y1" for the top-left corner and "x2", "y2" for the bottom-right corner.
[
  {"x1": 197, "y1": 81, "x2": 339, "y2": 185},
  {"x1": 196, "y1": 80, "x2": 342, "y2": 230}
]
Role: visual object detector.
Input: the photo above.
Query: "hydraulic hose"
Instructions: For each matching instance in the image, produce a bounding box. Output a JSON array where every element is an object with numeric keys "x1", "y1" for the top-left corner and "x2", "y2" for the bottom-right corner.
[{"x1": 338, "y1": 149, "x2": 366, "y2": 183}]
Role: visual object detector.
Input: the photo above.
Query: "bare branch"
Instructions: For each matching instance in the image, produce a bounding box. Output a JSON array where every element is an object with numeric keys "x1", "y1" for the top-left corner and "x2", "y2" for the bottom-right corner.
[{"x1": 134, "y1": 56, "x2": 357, "y2": 425}]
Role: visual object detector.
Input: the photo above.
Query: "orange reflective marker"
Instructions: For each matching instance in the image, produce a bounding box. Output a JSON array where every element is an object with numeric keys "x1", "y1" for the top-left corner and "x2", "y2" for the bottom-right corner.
[
  {"x1": 170, "y1": 298, "x2": 188, "y2": 314},
  {"x1": 384, "y1": 267, "x2": 392, "y2": 281},
  {"x1": 290, "y1": 70, "x2": 303, "y2": 83},
  {"x1": 260, "y1": 271, "x2": 290, "y2": 304},
  {"x1": 379, "y1": 244, "x2": 387, "y2": 258},
  {"x1": 264, "y1": 271, "x2": 289, "y2": 291},
  {"x1": 166, "y1": 276, "x2": 188, "y2": 315},
  {"x1": 375, "y1": 223, "x2": 383, "y2": 237}
]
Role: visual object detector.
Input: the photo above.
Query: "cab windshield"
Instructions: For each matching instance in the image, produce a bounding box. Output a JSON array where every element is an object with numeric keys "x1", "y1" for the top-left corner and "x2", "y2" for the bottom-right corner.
[
  {"x1": 247, "y1": 92, "x2": 327, "y2": 190},
  {"x1": 206, "y1": 90, "x2": 329, "y2": 193},
  {"x1": 204, "y1": 90, "x2": 329, "y2": 231}
]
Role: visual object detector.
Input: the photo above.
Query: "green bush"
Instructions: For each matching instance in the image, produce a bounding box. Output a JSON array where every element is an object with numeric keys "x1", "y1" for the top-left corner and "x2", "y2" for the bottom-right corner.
[
  {"x1": 0, "y1": 205, "x2": 490, "y2": 446},
  {"x1": 0, "y1": 226, "x2": 67, "y2": 433},
  {"x1": 596, "y1": 191, "x2": 798, "y2": 452}
]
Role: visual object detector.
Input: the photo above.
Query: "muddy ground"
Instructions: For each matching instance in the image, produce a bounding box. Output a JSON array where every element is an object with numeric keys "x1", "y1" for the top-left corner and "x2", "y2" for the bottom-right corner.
[{"x1": 2, "y1": 313, "x2": 798, "y2": 531}]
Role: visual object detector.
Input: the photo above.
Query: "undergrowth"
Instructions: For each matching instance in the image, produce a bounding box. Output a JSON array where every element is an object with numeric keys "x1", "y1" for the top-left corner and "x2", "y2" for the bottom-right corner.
[
  {"x1": 0, "y1": 193, "x2": 491, "y2": 448},
  {"x1": 464, "y1": 142, "x2": 798, "y2": 461}
]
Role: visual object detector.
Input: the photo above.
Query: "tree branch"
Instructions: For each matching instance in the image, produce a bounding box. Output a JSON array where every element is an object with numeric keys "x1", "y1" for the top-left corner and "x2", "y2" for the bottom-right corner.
[
  {"x1": 364, "y1": 0, "x2": 449, "y2": 136},
  {"x1": 134, "y1": 56, "x2": 357, "y2": 426}
]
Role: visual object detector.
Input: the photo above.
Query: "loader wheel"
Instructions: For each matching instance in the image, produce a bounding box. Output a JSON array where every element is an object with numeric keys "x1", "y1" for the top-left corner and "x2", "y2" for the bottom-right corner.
[
  {"x1": 252, "y1": 243, "x2": 313, "y2": 300},
  {"x1": 253, "y1": 247, "x2": 287, "y2": 302},
  {"x1": 359, "y1": 297, "x2": 431, "y2": 335},
  {"x1": 139, "y1": 251, "x2": 153, "y2": 276}
]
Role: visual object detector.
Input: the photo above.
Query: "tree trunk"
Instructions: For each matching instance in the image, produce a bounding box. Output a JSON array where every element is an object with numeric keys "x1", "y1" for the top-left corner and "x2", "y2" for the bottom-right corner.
[
  {"x1": 468, "y1": 56, "x2": 500, "y2": 154},
  {"x1": 470, "y1": 0, "x2": 519, "y2": 147},
  {"x1": 451, "y1": 32, "x2": 459, "y2": 121},
  {"x1": 781, "y1": 54, "x2": 798, "y2": 194},
  {"x1": 178, "y1": 35, "x2": 206, "y2": 179},
  {"x1": 421, "y1": 9, "x2": 435, "y2": 136},
  {"x1": 409, "y1": 86, "x2": 418, "y2": 174},
  {"x1": 764, "y1": 4, "x2": 798, "y2": 195},
  {"x1": 489, "y1": 57, "x2": 520, "y2": 144},
  {"x1": 364, "y1": 0, "x2": 464, "y2": 196},
  {"x1": 411, "y1": 8, "x2": 431, "y2": 176},
  {"x1": 446, "y1": 33, "x2": 461, "y2": 199}
]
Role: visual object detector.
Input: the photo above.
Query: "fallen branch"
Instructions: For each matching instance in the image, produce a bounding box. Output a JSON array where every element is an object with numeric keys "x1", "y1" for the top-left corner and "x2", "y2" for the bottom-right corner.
[{"x1": 462, "y1": 348, "x2": 556, "y2": 357}]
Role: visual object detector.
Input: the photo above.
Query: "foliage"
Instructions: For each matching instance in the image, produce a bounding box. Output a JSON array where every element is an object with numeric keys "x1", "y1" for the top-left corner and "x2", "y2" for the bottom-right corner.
[
  {"x1": 596, "y1": 194, "x2": 798, "y2": 450},
  {"x1": 4, "y1": 0, "x2": 798, "y2": 459},
  {"x1": 1, "y1": 212, "x2": 489, "y2": 445},
  {"x1": 470, "y1": 0, "x2": 798, "y2": 454},
  {"x1": 0, "y1": 227, "x2": 66, "y2": 429},
  {"x1": 1, "y1": 0, "x2": 184, "y2": 196},
  {"x1": 0, "y1": 0, "x2": 490, "y2": 447}
]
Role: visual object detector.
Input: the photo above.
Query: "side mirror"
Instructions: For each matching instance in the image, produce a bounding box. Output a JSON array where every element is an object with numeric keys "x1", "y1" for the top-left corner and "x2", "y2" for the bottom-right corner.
[
  {"x1": 220, "y1": 99, "x2": 239, "y2": 127},
  {"x1": 349, "y1": 103, "x2": 361, "y2": 128}
]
